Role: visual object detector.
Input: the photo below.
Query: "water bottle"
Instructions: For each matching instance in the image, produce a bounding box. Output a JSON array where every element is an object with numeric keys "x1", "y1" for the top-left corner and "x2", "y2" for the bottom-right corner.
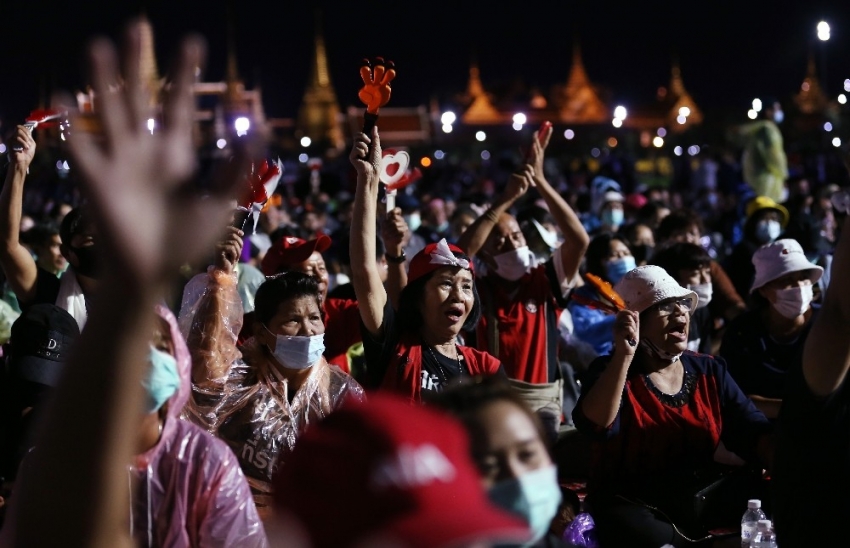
[
  {"x1": 752, "y1": 519, "x2": 776, "y2": 547},
  {"x1": 741, "y1": 499, "x2": 766, "y2": 547}
]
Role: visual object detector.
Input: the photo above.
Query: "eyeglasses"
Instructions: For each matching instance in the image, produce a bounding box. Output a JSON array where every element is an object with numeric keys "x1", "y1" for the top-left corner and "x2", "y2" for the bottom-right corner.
[{"x1": 652, "y1": 297, "x2": 693, "y2": 316}]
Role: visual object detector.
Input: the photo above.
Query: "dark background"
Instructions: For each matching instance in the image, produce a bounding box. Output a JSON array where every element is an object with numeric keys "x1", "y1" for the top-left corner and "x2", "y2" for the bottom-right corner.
[{"x1": 0, "y1": 0, "x2": 847, "y2": 123}]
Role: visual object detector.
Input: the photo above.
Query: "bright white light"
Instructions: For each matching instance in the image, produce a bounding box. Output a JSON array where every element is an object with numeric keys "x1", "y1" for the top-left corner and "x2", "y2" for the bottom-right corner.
[
  {"x1": 0, "y1": 144, "x2": 6, "y2": 154},
  {"x1": 300, "y1": 136, "x2": 312, "y2": 147},
  {"x1": 475, "y1": 131, "x2": 486, "y2": 142},
  {"x1": 657, "y1": 128, "x2": 667, "y2": 137},
  {"x1": 839, "y1": 94, "x2": 847, "y2": 105},
  {"x1": 60, "y1": 133, "x2": 66, "y2": 141},
  {"x1": 481, "y1": 150, "x2": 491, "y2": 160},
  {"x1": 434, "y1": 150, "x2": 445, "y2": 160},
  {"x1": 677, "y1": 115, "x2": 687, "y2": 124},
  {"x1": 818, "y1": 21, "x2": 830, "y2": 41},
  {"x1": 62, "y1": 161, "x2": 70, "y2": 170},
  {"x1": 512, "y1": 122, "x2": 523, "y2": 131},
  {"x1": 678, "y1": 106, "x2": 691, "y2": 117},
  {"x1": 590, "y1": 148, "x2": 601, "y2": 158},
  {"x1": 513, "y1": 113, "x2": 527, "y2": 125},
  {"x1": 55, "y1": 160, "x2": 63, "y2": 170},
  {"x1": 234, "y1": 117, "x2": 250, "y2": 136},
  {"x1": 564, "y1": 129, "x2": 575, "y2": 140},
  {"x1": 216, "y1": 138, "x2": 227, "y2": 149},
  {"x1": 747, "y1": 109, "x2": 758, "y2": 120},
  {"x1": 824, "y1": 122, "x2": 834, "y2": 132},
  {"x1": 653, "y1": 136, "x2": 664, "y2": 148},
  {"x1": 845, "y1": 79, "x2": 850, "y2": 92},
  {"x1": 440, "y1": 111, "x2": 456, "y2": 125},
  {"x1": 833, "y1": 137, "x2": 842, "y2": 147},
  {"x1": 673, "y1": 146, "x2": 683, "y2": 156},
  {"x1": 752, "y1": 98, "x2": 762, "y2": 112},
  {"x1": 147, "y1": 118, "x2": 155, "y2": 134},
  {"x1": 614, "y1": 106, "x2": 627, "y2": 120},
  {"x1": 612, "y1": 118, "x2": 623, "y2": 128},
  {"x1": 442, "y1": 124, "x2": 453, "y2": 134},
  {"x1": 688, "y1": 145, "x2": 700, "y2": 156},
  {"x1": 298, "y1": 153, "x2": 309, "y2": 163}
]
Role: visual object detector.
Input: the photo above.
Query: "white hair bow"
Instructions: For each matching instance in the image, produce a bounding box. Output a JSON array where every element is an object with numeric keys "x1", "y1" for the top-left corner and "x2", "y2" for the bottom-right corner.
[{"x1": 429, "y1": 239, "x2": 469, "y2": 269}]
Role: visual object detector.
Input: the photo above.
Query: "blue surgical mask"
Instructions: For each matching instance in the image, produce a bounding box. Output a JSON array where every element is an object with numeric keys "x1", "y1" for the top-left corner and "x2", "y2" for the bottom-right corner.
[
  {"x1": 601, "y1": 208, "x2": 624, "y2": 228},
  {"x1": 143, "y1": 345, "x2": 180, "y2": 414},
  {"x1": 489, "y1": 465, "x2": 562, "y2": 545},
  {"x1": 606, "y1": 255, "x2": 636, "y2": 285},
  {"x1": 755, "y1": 219, "x2": 781, "y2": 244},
  {"x1": 404, "y1": 213, "x2": 422, "y2": 232},
  {"x1": 266, "y1": 328, "x2": 325, "y2": 370}
]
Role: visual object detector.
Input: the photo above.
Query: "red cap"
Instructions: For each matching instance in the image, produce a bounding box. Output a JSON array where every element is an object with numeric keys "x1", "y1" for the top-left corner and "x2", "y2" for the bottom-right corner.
[
  {"x1": 261, "y1": 234, "x2": 331, "y2": 276},
  {"x1": 273, "y1": 394, "x2": 529, "y2": 548},
  {"x1": 408, "y1": 238, "x2": 473, "y2": 284}
]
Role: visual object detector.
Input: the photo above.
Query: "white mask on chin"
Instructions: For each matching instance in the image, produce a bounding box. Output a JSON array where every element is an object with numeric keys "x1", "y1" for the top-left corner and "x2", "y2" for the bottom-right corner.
[{"x1": 492, "y1": 246, "x2": 532, "y2": 281}]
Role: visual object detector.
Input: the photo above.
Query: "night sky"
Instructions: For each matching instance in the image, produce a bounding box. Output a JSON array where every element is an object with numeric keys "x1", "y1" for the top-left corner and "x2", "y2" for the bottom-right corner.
[{"x1": 1, "y1": 0, "x2": 848, "y2": 125}]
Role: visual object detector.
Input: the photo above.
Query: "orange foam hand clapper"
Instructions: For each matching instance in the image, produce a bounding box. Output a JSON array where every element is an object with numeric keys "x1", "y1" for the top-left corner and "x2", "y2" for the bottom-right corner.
[{"x1": 358, "y1": 57, "x2": 396, "y2": 137}]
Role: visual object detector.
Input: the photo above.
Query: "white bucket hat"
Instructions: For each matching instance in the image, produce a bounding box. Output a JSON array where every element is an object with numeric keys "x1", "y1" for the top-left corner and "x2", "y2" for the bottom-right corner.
[
  {"x1": 750, "y1": 239, "x2": 824, "y2": 293},
  {"x1": 614, "y1": 265, "x2": 698, "y2": 314}
]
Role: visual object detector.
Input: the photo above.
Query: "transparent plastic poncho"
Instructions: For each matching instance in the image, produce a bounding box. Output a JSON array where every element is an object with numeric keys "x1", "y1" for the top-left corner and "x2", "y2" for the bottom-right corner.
[
  {"x1": 128, "y1": 305, "x2": 267, "y2": 547},
  {"x1": 179, "y1": 269, "x2": 365, "y2": 513}
]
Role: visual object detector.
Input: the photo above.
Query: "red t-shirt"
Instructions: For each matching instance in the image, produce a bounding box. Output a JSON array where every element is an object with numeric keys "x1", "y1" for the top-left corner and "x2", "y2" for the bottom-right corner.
[
  {"x1": 324, "y1": 297, "x2": 362, "y2": 364},
  {"x1": 475, "y1": 263, "x2": 566, "y2": 384}
]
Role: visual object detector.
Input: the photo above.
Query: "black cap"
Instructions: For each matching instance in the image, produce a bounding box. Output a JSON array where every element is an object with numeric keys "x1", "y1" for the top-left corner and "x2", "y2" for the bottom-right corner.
[{"x1": 9, "y1": 304, "x2": 80, "y2": 387}]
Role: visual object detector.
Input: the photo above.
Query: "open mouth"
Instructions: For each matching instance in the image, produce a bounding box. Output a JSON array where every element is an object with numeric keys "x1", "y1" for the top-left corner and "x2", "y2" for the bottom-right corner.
[
  {"x1": 445, "y1": 305, "x2": 464, "y2": 323},
  {"x1": 667, "y1": 324, "x2": 687, "y2": 342}
]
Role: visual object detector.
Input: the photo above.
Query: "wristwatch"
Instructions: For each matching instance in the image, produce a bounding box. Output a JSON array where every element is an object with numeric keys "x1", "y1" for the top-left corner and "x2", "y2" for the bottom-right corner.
[{"x1": 385, "y1": 251, "x2": 407, "y2": 263}]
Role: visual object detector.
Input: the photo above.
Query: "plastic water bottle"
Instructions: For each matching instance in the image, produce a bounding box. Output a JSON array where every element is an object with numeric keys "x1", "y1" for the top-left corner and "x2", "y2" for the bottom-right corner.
[
  {"x1": 752, "y1": 519, "x2": 776, "y2": 547},
  {"x1": 741, "y1": 499, "x2": 766, "y2": 547}
]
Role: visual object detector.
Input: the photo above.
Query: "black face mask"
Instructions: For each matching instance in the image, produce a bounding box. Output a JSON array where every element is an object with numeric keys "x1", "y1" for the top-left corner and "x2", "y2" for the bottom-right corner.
[
  {"x1": 631, "y1": 243, "x2": 654, "y2": 264},
  {"x1": 70, "y1": 244, "x2": 100, "y2": 279}
]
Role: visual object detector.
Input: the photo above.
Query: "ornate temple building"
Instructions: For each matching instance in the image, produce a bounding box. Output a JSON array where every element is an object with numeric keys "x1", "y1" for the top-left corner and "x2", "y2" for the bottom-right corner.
[
  {"x1": 297, "y1": 20, "x2": 345, "y2": 150},
  {"x1": 553, "y1": 43, "x2": 609, "y2": 125},
  {"x1": 794, "y1": 52, "x2": 829, "y2": 115}
]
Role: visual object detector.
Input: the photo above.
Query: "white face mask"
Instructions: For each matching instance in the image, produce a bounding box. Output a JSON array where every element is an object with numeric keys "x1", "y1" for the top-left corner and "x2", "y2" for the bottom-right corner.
[
  {"x1": 772, "y1": 284, "x2": 813, "y2": 319},
  {"x1": 265, "y1": 328, "x2": 325, "y2": 370},
  {"x1": 688, "y1": 283, "x2": 712, "y2": 309},
  {"x1": 755, "y1": 219, "x2": 782, "y2": 243},
  {"x1": 404, "y1": 213, "x2": 422, "y2": 232},
  {"x1": 492, "y1": 246, "x2": 532, "y2": 281}
]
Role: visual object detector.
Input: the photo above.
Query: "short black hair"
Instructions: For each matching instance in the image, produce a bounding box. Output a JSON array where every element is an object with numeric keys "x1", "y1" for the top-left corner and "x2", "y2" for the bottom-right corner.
[
  {"x1": 397, "y1": 258, "x2": 481, "y2": 334},
  {"x1": 59, "y1": 206, "x2": 93, "y2": 247},
  {"x1": 650, "y1": 243, "x2": 711, "y2": 282},
  {"x1": 254, "y1": 271, "x2": 322, "y2": 325},
  {"x1": 23, "y1": 223, "x2": 60, "y2": 248},
  {"x1": 585, "y1": 232, "x2": 629, "y2": 281},
  {"x1": 656, "y1": 209, "x2": 704, "y2": 244}
]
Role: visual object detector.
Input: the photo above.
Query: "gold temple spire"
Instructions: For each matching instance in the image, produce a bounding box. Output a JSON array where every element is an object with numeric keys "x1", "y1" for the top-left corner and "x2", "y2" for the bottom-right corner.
[
  {"x1": 794, "y1": 51, "x2": 828, "y2": 114},
  {"x1": 297, "y1": 12, "x2": 344, "y2": 149},
  {"x1": 462, "y1": 60, "x2": 501, "y2": 124},
  {"x1": 557, "y1": 40, "x2": 607, "y2": 124}
]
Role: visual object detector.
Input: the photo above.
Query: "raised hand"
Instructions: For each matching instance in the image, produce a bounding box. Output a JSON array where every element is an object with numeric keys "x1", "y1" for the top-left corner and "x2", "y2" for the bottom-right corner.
[
  {"x1": 528, "y1": 122, "x2": 553, "y2": 185},
  {"x1": 613, "y1": 309, "x2": 639, "y2": 355},
  {"x1": 349, "y1": 128, "x2": 382, "y2": 184},
  {"x1": 503, "y1": 164, "x2": 534, "y2": 204},
  {"x1": 358, "y1": 57, "x2": 396, "y2": 114},
  {"x1": 8, "y1": 125, "x2": 36, "y2": 169},
  {"x1": 66, "y1": 20, "x2": 252, "y2": 287},
  {"x1": 381, "y1": 207, "x2": 410, "y2": 253},
  {"x1": 214, "y1": 226, "x2": 245, "y2": 273}
]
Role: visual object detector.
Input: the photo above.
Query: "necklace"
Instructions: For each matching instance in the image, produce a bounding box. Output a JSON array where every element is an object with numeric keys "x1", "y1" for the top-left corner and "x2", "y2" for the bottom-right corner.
[
  {"x1": 424, "y1": 342, "x2": 465, "y2": 384},
  {"x1": 642, "y1": 368, "x2": 697, "y2": 408}
]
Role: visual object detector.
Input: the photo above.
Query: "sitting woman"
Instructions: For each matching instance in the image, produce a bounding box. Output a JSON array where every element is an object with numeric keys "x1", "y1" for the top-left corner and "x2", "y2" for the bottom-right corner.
[
  {"x1": 567, "y1": 232, "x2": 635, "y2": 356},
  {"x1": 573, "y1": 265, "x2": 772, "y2": 547},
  {"x1": 179, "y1": 230, "x2": 364, "y2": 515},
  {"x1": 431, "y1": 377, "x2": 568, "y2": 547},
  {"x1": 720, "y1": 239, "x2": 822, "y2": 419},
  {"x1": 349, "y1": 129, "x2": 502, "y2": 400}
]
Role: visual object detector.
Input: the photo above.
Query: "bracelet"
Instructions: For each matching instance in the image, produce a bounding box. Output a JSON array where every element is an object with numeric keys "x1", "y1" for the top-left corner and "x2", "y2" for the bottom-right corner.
[{"x1": 385, "y1": 251, "x2": 407, "y2": 263}]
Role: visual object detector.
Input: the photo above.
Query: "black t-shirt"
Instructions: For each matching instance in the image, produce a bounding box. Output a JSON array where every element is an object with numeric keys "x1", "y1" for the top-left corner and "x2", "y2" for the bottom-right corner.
[
  {"x1": 773, "y1": 363, "x2": 850, "y2": 545},
  {"x1": 360, "y1": 300, "x2": 503, "y2": 394},
  {"x1": 27, "y1": 266, "x2": 62, "y2": 309}
]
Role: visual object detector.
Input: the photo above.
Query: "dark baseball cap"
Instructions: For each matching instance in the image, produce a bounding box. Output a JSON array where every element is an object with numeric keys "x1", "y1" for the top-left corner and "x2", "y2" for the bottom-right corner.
[{"x1": 9, "y1": 304, "x2": 80, "y2": 387}]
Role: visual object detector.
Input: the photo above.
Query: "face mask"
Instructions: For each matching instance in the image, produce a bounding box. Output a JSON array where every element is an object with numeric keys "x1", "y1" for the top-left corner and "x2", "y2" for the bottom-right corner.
[
  {"x1": 601, "y1": 208, "x2": 624, "y2": 228},
  {"x1": 266, "y1": 327, "x2": 325, "y2": 370},
  {"x1": 70, "y1": 244, "x2": 100, "y2": 278},
  {"x1": 640, "y1": 337, "x2": 683, "y2": 363},
  {"x1": 142, "y1": 345, "x2": 180, "y2": 414},
  {"x1": 755, "y1": 220, "x2": 781, "y2": 244},
  {"x1": 688, "y1": 283, "x2": 712, "y2": 309},
  {"x1": 605, "y1": 255, "x2": 636, "y2": 285},
  {"x1": 404, "y1": 213, "x2": 422, "y2": 232},
  {"x1": 773, "y1": 284, "x2": 813, "y2": 319},
  {"x1": 493, "y1": 246, "x2": 532, "y2": 281},
  {"x1": 532, "y1": 219, "x2": 559, "y2": 250},
  {"x1": 631, "y1": 244, "x2": 654, "y2": 264},
  {"x1": 489, "y1": 465, "x2": 562, "y2": 545},
  {"x1": 773, "y1": 110, "x2": 784, "y2": 124}
]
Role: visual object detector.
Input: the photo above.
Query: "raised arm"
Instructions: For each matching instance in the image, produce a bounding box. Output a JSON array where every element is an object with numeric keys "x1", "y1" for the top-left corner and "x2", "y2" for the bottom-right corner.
[
  {"x1": 527, "y1": 126, "x2": 590, "y2": 284},
  {"x1": 381, "y1": 207, "x2": 409, "y2": 310},
  {"x1": 578, "y1": 310, "x2": 638, "y2": 428},
  {"x1": 802, "y1": 212, "x2": 850, "y2": 396},
  {"x1": 456, "y1": 166, "x2": 533, "y2": 256},
  {"x1": 0, "y1": 126, "x2": 39, "y2": 304},
  {"x1": 349, "y1": 129, "x2": 386, "y2": 336},
  {"x1": 5, "y1": 23, "x2": 250, "y2": 546}
]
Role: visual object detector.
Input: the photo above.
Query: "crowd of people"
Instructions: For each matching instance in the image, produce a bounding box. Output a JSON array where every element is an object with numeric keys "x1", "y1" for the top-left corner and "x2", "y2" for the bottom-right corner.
[{"x1": 0, "y1": 20, "x2": 849, "y2": 548}]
